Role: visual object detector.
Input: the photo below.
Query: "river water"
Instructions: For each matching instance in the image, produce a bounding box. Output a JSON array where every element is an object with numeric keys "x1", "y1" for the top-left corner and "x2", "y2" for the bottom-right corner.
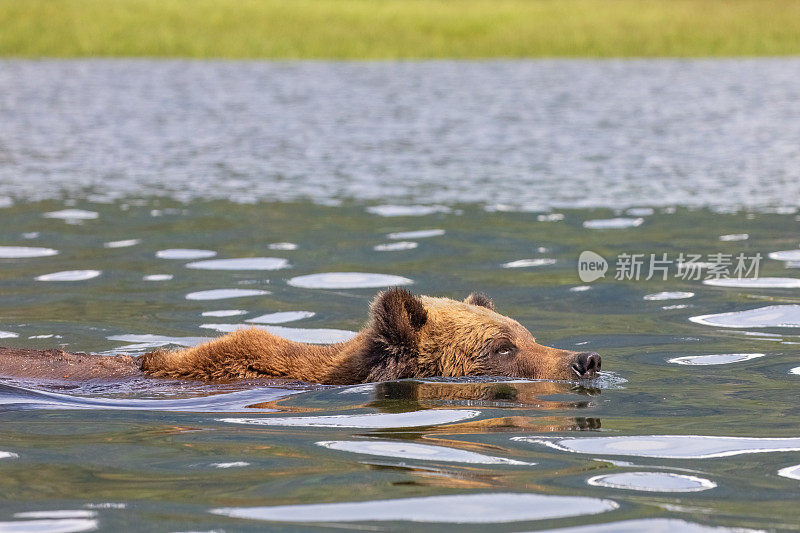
[{"x1": 0, "y1": 59, "x2": 799, "y2": 532}]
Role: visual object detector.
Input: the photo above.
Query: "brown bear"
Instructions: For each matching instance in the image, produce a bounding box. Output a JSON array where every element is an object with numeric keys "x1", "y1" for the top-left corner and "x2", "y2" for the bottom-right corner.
[
  {"x1": 0, "y1": 289, "x2": 601, "y2": 384},
  {"x1": 138, "y1": 288, "x2": 601, "y2": 383}
]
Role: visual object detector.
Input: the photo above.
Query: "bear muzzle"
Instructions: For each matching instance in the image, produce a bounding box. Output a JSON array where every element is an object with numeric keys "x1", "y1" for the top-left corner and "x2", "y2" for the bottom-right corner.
[{"x1": 510, "y1": 339, "x2": 603, "y2": 381}]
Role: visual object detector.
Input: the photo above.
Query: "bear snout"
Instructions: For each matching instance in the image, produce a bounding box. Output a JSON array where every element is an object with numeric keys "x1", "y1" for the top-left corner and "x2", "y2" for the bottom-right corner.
[{"x1": 571, "y1": 352, "x2": 601, "y2": 379}]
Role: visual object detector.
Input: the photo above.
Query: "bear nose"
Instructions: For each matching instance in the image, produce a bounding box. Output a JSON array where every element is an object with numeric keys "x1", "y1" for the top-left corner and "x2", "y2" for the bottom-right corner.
[{"x1": 571, "y1": 352, "x2": 601, "y2": 379}]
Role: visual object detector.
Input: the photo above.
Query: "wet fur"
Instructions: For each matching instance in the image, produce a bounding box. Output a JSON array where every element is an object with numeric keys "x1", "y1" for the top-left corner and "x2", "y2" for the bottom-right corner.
[{"x1": 139, "y1": 289, "x2": 580, "y2": 384}]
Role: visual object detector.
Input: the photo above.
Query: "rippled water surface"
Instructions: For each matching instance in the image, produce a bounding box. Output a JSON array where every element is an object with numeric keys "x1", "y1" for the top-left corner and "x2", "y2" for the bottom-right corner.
[
  {"x1": 2, "y1": 58, "x2": 800, "y2": 209},
  {"x1": 1, "y1": 59, "x2": 800, "y2": 532}
]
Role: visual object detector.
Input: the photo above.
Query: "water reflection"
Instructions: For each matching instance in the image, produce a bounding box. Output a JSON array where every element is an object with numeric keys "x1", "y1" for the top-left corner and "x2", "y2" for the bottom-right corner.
[
  {"x1": 0, "y1": 518, "x2": 98, "y2": 532},
  {"x1": 582, "y1": 218, "x2": 643, "y2": 229},
  {"x1": 287, "y1": 272, "x2": 413, "y2": 289},
  {"x1": 435, "y1": 415, "x2": 602, "y2": 434},
  {"x1": 719, "y1": 233, "x2": 749, "y2": 241},
  {"x1": 703, "y1": 277, "x2": 800, "y2": 288},
  {"x1": 317, "y1": 439, "x2": 532, "y2": 465},
  {"x1": 367, "y1": 205, "x2": 451, "y2": 217},
  {"x1": 199, "y1": 324, "x2": 356, "y2": 343},
  {"x1": 643, "y1": 291, "x2": 694, "y2": 301},
  {"x1": 201, "y1": 310, "x2": 247, "y2": 318},
  {"x1": 777, "y1": 464, "x2": 800, "y2": 480},
  {"x1": 218, "y1": 409, "x2": 480, "y2": 429},
  {"x1": 185, "y1": 257, "x2": 290, "y2": 270},
  {"x1": 14, "y1": 511, "x2": 97, "y2": 519},
  {"x1": 155, "y1": 248, "x2": 216, "y2": 259},
  {"x1": 374, "y1": 241, "x2": 418, "y2": 251},
  {"x1": 386, "y1": 229, "x2": 445, "y2": 239},
  {"x1": 185, "y1": 289, "x2": 269, "y2": 300},
  {"x1": 515, "y1": 435, "x2": 800, "y2": 458},
  {"x1": 0, "y1": 383, "x2": 296, "y2": 412},
  {"x1": 245, "y1": 311, "x2": 315, "y2": 324},
  {"x1": 211, "y1": 492, "x2": 619, "y2": 523},
  {"x1": 103, "y1": 239, "x2": 141, "y2": 248},
  {"x1": 537, "y1": 518, "x2": 762, "y2": 533},
  {"x1": 0, "y1": 246, "x2": 59, "y2": 258},
  {"x1": 769, "y1": 250, "x2": 800, "y2": 262},
  {"x1": 370, "y1": 379, "x2": 601, "y2": 411},
  {"x1": 142, "y1": 274, "x2": 173, "y2": 281},
  {"x1": 35, "y1": 270, "x2": 101, "y2": 282},
  {"x1": 667, "y1": 353, "x2": 766, "y2": 366},
  {"x1": 586, "y1": 472, "x2": 717, "y2": 492},
  {"x1": 503, "y1": 258, "x2": 557, "y2": 268},
  {"x1": 690, "y1": 305, "x2": 800, "y2": 328},
  {"x1": 43, "y1": 209, "x2": 98, "y2": 221},
  {"x1": 268, "y1": 242, "x2": 297, "y2": 250}
]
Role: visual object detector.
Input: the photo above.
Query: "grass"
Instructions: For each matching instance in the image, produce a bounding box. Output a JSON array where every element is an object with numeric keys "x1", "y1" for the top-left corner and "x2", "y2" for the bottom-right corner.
[{"x1": 1, "y1": 0, "x2": 800, "y2": 58}]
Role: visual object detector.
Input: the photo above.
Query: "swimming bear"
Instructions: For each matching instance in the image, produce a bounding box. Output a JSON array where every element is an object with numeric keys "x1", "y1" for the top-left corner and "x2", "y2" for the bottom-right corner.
[
  {"x1": 0, "y1": 289, "x2": 600, "y2": 384},
  {"x1": 140, "y1": 289, "x2": 601, "y2": 383}
]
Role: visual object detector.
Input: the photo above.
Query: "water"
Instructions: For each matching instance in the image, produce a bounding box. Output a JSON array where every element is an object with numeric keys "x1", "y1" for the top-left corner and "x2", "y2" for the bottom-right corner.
[
  {"x1": 2, "y1": 58, "x2": 800, "y2": 210},
  {"x1": 1, "y1": 59, "x2": 800, "y2": 531}
]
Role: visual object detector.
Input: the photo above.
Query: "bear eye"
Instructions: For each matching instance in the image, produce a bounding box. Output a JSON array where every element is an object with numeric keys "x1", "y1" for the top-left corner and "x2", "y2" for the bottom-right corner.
[{"x1": 494, "y1": 342, "x2": 517, "y2": 356}]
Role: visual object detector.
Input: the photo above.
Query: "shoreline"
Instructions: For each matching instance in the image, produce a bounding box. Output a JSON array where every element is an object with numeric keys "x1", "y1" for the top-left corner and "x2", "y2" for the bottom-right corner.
[{"x1": 2, "y1": 0, "x2": 799, "y2": 59}]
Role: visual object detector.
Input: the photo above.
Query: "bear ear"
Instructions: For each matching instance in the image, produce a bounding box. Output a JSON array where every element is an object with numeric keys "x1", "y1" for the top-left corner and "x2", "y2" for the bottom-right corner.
[
  {"x1": 370, "y1": 288, "x2": 428, "y2": 348},
  {"x1": 365, "y1": 288, "x2": 428, "y2": 381},
  {"x1": 464, "y1": 292, "x2": 494, "y2": 311}
]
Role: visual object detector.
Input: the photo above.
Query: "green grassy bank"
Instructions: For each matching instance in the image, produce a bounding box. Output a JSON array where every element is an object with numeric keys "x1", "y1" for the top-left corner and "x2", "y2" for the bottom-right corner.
[{"x1": 2, "y1": 0, "x2": 800, "y2": 58}]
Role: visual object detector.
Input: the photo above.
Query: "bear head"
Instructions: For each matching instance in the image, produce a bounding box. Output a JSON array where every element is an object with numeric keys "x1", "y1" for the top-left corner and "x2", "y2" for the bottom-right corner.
[{"x1": 362, "y1": 288, "x2": 601, "y2": 382}]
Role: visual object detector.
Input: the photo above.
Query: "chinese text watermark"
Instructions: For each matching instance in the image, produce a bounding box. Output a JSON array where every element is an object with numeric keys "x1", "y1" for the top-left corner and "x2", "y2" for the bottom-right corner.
[{"x1": 578, "y1": 251, "x2": 762, "y2": 283}]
